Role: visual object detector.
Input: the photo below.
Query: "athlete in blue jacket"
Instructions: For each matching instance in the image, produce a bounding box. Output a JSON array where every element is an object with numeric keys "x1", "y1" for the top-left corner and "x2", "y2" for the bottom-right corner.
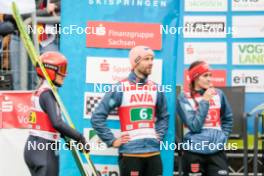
[
  {"x1": 91, "y1": 46, "x2": 169, "y2": 176},
  {"x1": 177, "y1": 60, "x2": 233, "y2": 176}
]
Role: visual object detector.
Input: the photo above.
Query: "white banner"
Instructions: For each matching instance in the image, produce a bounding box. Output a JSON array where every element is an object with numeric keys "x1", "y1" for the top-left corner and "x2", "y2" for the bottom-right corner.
[
  {"x1": 184, "y1": 42, "x2": 227, "y2": 64},
  {"x1": 86, "y1": 57, "x2": 162, "y2": 84},
  {"x1": 185, "y1": 0, "x2": 227, "y2": 12},
  {"x1": 232, "y1": 43, "x2": 264, "y2": 65},
  {"x1": 0, "y1": 0, "x2": 35, "y2": 14},
  {"x1": 232, "y1": 16, "x2": 264, "y2": 38},
  {"x1": 232, "y1": 70, "x2": 264, "y2": 93},
  {"x1": 183, "y1": 16, "x2": 227, "y2": 38},
  {"x1": 83, "y1": 128, "x2": 120, "y2": 156},
  {"x1": 0, "y1": 129, "x2": 30, "y2": 176},
  {"x1": 232, "y1": 0, "x2": 264, "y2": 11}
]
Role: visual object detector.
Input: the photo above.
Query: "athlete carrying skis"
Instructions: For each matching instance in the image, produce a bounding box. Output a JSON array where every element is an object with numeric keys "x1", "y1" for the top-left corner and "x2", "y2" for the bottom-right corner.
[{"x1": 24, "y1": 51, "x2": 90, "y2": 176}]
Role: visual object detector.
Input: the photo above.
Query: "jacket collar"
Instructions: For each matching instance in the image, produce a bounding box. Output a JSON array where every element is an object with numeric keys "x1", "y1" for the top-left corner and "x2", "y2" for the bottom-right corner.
[{"x1": 128, "y1": 72, "x2": 148, "y2": 85}]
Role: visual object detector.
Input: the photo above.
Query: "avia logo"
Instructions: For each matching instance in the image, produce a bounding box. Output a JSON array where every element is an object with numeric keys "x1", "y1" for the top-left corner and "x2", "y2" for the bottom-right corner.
[
  {"x1": 93, "y1": 166, "x2": 119, "y2": 176},
  {"x1": 239, "y1": 44, "x2": 264, "y2": 54},
  {"x1": 130, "y1": 93, "x2": 153, "y2": 103},
  {"x1": 233, "y1": 74, "x2": 259, "y2": 84},
  {"x1": 100, "y1": 60, "x2": 110, "y2": 72},
  {"x1": 186, "y1": 45, "x2": 194, "y2": 55}
]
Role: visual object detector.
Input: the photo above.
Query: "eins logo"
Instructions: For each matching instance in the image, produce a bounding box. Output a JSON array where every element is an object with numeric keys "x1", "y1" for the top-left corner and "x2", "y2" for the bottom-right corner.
[{"x1": 233, "y1": 74, "x2": 259, "y2": 84}]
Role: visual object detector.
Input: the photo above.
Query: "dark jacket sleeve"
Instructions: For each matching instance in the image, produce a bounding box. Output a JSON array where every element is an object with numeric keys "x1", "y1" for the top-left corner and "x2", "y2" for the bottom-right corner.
[
  {"x1": 39, "y1": 90, "x2": 82, "y2": 141},
  {"x1": 91, "y1": 88, "x2": 122, "y2": 147},
  {"x1": 177, "y1": 93, "x2": 210, "y2": 133},
  {"x1": 155, "y1": 91, "x2": 169, "y2": 140}
]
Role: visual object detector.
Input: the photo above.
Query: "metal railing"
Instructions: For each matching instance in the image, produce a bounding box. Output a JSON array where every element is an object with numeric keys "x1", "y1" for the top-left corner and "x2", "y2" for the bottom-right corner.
[{"x1": 0, "y1": 13, "x2": 60, "y2": 90}]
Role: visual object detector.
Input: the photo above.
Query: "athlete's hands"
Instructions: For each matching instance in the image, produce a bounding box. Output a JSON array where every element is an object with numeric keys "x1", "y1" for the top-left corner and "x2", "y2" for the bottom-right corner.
[
  {"x1": 47, "y1": 3, "x2": 57, "y2": 14},
  {"x1": 77, "y1": 135, "x2": 90, "y2": 153},
  {"x1": 203, "y1": 88, "x2": 214, "y2": 101},
  {"x1": 112, "y1": 132, "x2": 130, "y2": 148},
  {"x1": 61, "y1": 135, "x2": 89, "y2": 153}
]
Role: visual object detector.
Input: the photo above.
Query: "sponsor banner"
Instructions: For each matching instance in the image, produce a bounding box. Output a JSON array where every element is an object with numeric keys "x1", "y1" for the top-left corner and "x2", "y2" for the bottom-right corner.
[
  {"x1": 232, "y1": 16, "x2": 264, "y2": 38},
  {"x1": 184, "y1": 42, "x2": 227, "y2": 64},
  {"x1": 86, "y1": 57, "x2": 162, "y2": 84},
  {"x1": 184, "y1": 70, "x2": 227, "y2": 91},
  {"x1": 0, "y1": 91, "x2": 33, "y2": 129},
  {"x1": 84, "y1": 92, "x2": 118, "y2": 120},
  {"x1": 232, "y1": 70, "x2": 264, "y2": 93},
  {"x1": 86, "y1": 164, "x2": 119, "y2": 176},
  {"x1": 83, "y1": 128, "x2": 120, "y2": 156},
  {"x1": 183, "y1": 16, "x2": 227, "y2": 38},
  {"x1": 185, "y1": 0, "x2": 227, "y2": 12},
  {"x1": 232, "y1": 0, "x2": 264, "y2": 11},
  {"x1": 86, "y1": 21, "x2": 162, "y2": 50},
  {"x1": 233, "y1": 43, "x2": 264, "y2": 65}
]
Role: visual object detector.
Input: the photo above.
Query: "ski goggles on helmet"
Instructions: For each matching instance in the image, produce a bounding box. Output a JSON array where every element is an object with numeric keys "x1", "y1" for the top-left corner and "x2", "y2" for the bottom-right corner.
[{"x1": 41, "y1": 63, "x2": 67, "y2": 77}]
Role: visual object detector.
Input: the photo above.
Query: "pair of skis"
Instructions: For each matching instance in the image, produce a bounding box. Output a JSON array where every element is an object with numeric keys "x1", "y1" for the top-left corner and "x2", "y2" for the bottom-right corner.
[{"x1": 11, "y1": 2, "x2": 98, "y2": 176}]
